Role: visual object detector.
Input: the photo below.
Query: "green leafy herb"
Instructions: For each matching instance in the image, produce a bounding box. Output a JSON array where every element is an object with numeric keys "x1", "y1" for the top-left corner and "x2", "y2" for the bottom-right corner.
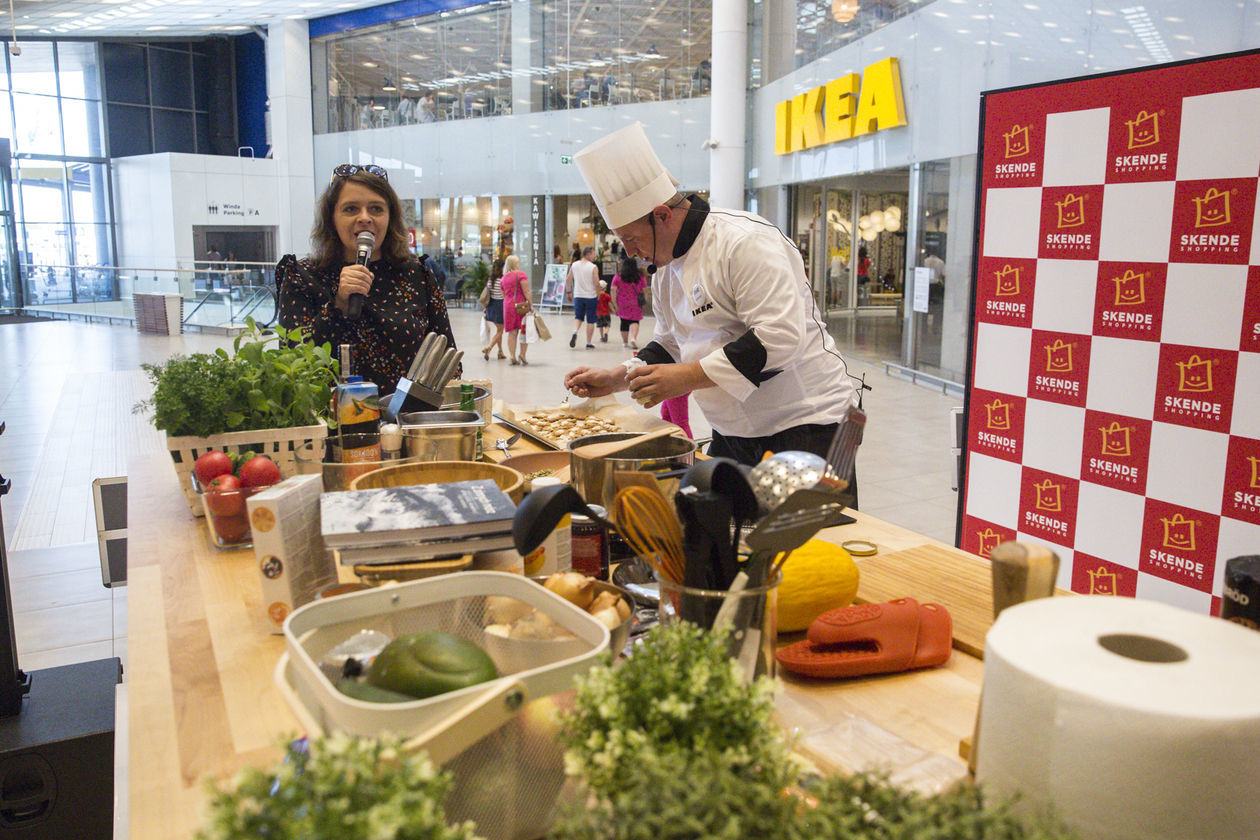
[
  {"x1": 135, "y1": 318, "x2": 338, "y2": 437},
  {"x1": 557, "y1": 622, "x2": 1079, "y2": 840},
  {"x1": 197, "y1": 733, "x2": 483, "y2": 840},
  {"x1": 560, "y1": 622, "x2": 783, "y2": 796}
]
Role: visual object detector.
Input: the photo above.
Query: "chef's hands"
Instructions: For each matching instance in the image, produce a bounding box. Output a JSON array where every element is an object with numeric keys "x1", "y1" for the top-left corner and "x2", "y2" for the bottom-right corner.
[
  {"x1": 564, "y1": 366, "x2": 626, "y2": 399},
  {"x1": 335, "y1": 264, "x2": 373, "y2": 315},
  {"x1": 626, "y1": 361, "x2": 713, "y2": 410}
]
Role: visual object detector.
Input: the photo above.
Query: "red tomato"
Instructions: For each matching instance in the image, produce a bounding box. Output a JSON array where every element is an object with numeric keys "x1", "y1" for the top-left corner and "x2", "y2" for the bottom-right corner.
[
  {"x1": 238, "y1": 455, "x2": 281, "y2": 488},
  {"x1": 194, "y1": 450, "x2": 234, "y2": 485},
  {"x1": 204, "y1": 474, "x2": 244, "y2": 517},
  {"x1": 211, "y1": 511, "x2": 250, "y2": 544}
]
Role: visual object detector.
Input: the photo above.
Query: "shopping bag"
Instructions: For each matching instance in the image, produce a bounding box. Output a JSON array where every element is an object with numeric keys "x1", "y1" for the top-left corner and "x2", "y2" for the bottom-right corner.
[
  {"x1": 479, "y1": 314, "x2": 491, "y2": 344},
  {"x1": 478, "y1": 283, "x2": 491, "y2": 307},
  {"x1": 524, "y1": 313, "x2": 539, "y2": 344},
  {"x1": 533, "y1": 312, "x2": 553, "y2": 342}
]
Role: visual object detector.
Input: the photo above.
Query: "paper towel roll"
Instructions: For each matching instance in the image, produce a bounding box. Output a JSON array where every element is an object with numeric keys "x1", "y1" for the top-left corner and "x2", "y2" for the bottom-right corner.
[{"x1": 976, "y1": 596, "x2": 1260, "y2": 840}]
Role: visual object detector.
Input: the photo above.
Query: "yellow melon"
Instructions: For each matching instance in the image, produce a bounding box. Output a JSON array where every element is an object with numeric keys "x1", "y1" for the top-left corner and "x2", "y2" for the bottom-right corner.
[{"x1": 774, "y1": 539, "x2": 860, "y2": 633}]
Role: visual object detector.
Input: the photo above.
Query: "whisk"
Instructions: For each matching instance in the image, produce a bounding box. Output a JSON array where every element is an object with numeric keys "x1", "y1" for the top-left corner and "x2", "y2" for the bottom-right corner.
[{"x1": 612, "y1": 486, "x2": 686, "y2": 585}]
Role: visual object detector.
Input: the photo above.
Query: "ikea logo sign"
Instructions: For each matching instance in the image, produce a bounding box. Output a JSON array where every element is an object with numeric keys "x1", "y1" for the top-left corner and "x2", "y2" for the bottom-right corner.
[{"x1": 774, "y1": 57, "x2": 908, "y2": 155}]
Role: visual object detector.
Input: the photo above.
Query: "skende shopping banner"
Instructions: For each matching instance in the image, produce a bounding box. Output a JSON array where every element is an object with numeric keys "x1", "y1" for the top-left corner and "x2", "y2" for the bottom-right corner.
[{"x1": 960, "y1": 49, "x2": 1260, "y2": 616}]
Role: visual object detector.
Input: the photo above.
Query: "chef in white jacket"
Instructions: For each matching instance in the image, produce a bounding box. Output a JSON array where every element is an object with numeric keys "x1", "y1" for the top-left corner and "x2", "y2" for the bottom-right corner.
[{"x1": 564, "y1": 122, "x2": 858, "y2": 478}]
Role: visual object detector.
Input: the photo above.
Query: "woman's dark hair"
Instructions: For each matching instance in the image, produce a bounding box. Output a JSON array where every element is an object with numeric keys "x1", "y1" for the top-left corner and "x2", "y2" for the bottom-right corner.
[
  {"x1": 309, "y1": 171, "x2": 413, "y2": 272},
  {"x1": 619, "y1": 256, "x2": 641, "y2": 283},
  {"x1": 491, "y1": 258, "x2": 505, "y2": 282}
]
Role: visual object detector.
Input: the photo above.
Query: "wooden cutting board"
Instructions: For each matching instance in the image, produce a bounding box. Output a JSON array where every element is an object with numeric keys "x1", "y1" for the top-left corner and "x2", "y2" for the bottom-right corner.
[
  {"x1": 851, "y1": 545, "x2": 996, "y2": 659},
  {"x1": 852, "y1": 544, "x2": 1071, "y2": 659}
]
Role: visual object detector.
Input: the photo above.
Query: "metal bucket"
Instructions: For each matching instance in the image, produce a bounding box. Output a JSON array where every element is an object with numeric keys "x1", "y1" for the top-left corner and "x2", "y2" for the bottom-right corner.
[
  {"x1": 398, "y1": 410, "x2": 485, "y2": 461},
  {"x1": 567, "y1": 431, "x2": 696, "y2": 510}
]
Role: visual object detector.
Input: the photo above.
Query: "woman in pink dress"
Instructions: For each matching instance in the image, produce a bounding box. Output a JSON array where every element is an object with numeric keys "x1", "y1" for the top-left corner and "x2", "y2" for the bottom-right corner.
[
  {"x1": 500, "y1": 255, "x2": 531, "y2": 365},
  {"x1": 610, "y1": 256, "x2": 648, "y2": 349}
]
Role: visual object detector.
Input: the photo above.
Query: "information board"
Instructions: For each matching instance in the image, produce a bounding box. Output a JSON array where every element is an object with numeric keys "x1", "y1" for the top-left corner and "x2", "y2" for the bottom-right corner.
[
  {"x1": 960, "y1": 50, "x2": 1260, "y2": 616},
  {"x1": 540, "y1": 263, "x2": 568, "y2": 309}
]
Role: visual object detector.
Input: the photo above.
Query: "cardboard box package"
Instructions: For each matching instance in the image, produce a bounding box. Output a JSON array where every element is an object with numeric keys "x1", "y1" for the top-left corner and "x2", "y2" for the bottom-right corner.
[{"x1": 247, "y1": 474, "x2": 337, "y2": 632}]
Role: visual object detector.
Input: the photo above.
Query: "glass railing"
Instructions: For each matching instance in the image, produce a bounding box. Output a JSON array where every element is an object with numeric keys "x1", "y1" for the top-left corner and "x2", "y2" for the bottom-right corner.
[{"x1": 16, "y1": 263, "x2": 277, "y2": 332}]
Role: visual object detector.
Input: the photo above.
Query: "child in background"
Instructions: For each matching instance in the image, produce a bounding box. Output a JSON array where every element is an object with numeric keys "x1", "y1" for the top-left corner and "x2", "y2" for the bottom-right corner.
[
  {"x1": 660, "y1": 394, "x2": 692, "y2": 439},
  {"x1": 596, "y1": 281, "x2": 612, "y2": 343}
]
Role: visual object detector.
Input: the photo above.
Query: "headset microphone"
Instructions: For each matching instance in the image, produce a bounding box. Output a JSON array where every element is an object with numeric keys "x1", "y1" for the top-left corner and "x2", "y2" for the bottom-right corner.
[{"x1": 646, "y1": 212, "x2": 658, "y2": 275}]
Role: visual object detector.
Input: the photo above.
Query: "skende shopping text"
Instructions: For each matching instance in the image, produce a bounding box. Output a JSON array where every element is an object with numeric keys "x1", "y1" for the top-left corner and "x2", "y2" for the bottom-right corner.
[
  {"x1": 1102, "y1": 311, "x2": 1152, "y2": 326},
  {"x1": 1035, "y1": 376, "x2": 1079, "y2": 393},
  {"x1": 996, "y1": 163, "x2": 1037, "y2": 174},
  {"x1": 1234, "y1": 490, "x2": 1260, "y2": 508},
  {"x1": 1089, "y1": 458, "x2": 1137, "y2": 478},
  {"x1": 979, "y1": 431, "x2": 1017, "y2": 449},
  {"x1": 1148, "y1": 549, "x2": 1203, "y2": 575},
  {"x1": 1180, "y1": 233, "x2": 1240, "y2": 247},
  {"x1": 1115, "y1": 153, "x2": 1167, "y2": 168},
  {"x1": 1046, "y1": 234, "x2": 1092, "y2": 245},
  {"x1": 1025, "y1": 511, "x2": 1068, "y2": 533},
  {"x1": 1164, "y1": 396, "x2": 1221, "y2": 413},
  {"x1": 987, "y1": 301, "x2": 1025, "y2": 314}
]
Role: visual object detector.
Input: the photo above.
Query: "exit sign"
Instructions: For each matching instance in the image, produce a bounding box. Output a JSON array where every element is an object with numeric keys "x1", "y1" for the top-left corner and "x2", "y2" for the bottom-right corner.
[{"x1": 560, "y1": 155, "x2": 572, "y2": 165}]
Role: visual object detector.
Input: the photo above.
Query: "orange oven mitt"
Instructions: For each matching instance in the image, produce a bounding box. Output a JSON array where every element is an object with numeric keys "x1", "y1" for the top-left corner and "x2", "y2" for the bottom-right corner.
[{"x1": 775, "y1": 597, "x2": 952, "y2": 679}]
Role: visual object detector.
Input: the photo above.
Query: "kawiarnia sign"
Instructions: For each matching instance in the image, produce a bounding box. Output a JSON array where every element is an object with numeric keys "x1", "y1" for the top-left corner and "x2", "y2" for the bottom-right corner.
[{"x1": 774, "y1": 57, "x2": 907, "y2": 155}]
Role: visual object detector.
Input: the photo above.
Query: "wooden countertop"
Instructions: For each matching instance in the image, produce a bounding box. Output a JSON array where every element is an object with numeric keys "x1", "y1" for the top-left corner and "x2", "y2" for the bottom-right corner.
[{"x1": 127, "y1": 451, "x2": 992, "y2": 837}]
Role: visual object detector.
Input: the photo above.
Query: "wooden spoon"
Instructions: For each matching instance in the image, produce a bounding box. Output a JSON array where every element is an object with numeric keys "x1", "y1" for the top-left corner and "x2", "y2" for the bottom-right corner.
[{"x1": 570, "y1": 426, "x2": 683, "y2": 461}]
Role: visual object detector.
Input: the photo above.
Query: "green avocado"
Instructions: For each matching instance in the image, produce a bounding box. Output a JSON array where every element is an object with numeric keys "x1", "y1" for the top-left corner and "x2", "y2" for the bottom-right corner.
[
  {"x1": 336, "y1": 677, "x2": 417, "y2": 704},
  {"x1": 367, "y1": 631, "x2": 499, "y2": 700}
]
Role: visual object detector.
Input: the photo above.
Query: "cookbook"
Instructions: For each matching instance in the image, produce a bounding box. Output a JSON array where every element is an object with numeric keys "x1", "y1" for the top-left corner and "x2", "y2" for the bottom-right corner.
[{"x1": 320, "y1": 479, "x2": 516, "y2": 547}]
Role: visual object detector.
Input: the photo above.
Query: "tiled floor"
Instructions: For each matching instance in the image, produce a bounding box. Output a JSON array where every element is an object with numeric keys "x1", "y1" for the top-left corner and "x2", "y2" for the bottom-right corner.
[{"x1": 0, "y1": 307, "x2": 962, "y2": 671}]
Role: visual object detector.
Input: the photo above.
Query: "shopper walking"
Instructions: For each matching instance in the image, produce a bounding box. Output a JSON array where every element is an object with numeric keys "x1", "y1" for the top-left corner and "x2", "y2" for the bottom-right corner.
[
  {"x1": 501, "y1": 254, "x2": 531, "y2": 366},
  {"x1": 611, "y1": 256, "x2": 647, "y2": 349},
  {"x1": 567, "y1": 245, "x2": 600, "y2": 348},
  {"x1": 482, "y1": 258, "x2": 506, "y2": 360},
  {"x1": 596, "y1": 281, "x2": 612, "y2": 343}
]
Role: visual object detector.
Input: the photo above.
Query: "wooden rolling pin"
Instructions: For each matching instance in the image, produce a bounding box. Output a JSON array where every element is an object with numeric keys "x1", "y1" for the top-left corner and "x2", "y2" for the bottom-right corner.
[{"x1": 964, "y1": 541, "x2": 1060, "y2": 773}]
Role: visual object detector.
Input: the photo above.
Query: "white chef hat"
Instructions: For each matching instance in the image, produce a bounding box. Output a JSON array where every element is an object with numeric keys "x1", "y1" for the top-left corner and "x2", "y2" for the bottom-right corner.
[{"x1": 574, "y1": 122, "x2": 679, "y2": 229}]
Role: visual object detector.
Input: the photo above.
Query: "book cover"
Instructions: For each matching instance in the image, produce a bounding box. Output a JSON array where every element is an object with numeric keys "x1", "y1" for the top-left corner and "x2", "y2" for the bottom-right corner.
[{"x1": 320, "y1": 479, "x2": 516, "y2": 547}]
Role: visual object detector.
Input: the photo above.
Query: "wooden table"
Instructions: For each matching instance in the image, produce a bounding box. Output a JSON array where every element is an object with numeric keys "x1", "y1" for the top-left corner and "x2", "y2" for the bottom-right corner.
[{"x1": 127, "y1": 451, "x2": 995, "y2": 837}]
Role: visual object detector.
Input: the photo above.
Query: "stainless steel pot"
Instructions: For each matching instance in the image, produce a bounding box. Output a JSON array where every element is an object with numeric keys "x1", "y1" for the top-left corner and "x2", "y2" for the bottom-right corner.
[
  {"x1": 567, "y1": 432, "x2": 696, "y2": 510},
  {"x1": 398, "y1": 410, "x2": 485, "y2": 461}
]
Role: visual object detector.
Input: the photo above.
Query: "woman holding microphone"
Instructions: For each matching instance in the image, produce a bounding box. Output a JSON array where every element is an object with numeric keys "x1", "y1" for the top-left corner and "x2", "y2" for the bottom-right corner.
[{"x1": 277, "y1": 164, "x2": 457, "y2": 389}]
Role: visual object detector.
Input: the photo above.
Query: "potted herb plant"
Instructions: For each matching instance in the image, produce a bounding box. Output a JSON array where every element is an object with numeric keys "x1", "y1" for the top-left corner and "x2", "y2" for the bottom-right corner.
[
  {"x1": 555, "y1": 623, "x2": 1078, "y2": 840},
  {"x1": 135, "y1": 318, "x2": 339, "y2": 515},
  {"x1": 198, "y1": 734, "x2": 482, "y2": 840}
]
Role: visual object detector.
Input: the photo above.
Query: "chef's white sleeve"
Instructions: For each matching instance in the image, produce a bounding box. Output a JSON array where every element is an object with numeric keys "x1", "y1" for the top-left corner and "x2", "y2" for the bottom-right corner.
[{"x1": 697, "y1": 233, "x2": 810, "y2": 402}]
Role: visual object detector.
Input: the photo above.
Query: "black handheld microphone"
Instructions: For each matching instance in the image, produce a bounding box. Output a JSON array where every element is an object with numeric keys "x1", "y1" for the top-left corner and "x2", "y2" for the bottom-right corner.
[
  {"x1": 646, "y1": 212, "x2": 657, "y2": 275},
  {"x1": 347, "y1": 230, "x2": 375, "y2": 321}
]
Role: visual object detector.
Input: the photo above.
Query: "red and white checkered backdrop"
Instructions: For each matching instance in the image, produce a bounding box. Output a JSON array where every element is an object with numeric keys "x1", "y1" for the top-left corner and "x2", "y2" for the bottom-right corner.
[{"x1": 960, "y1": 49, "x2": 1260, "y2": 616}]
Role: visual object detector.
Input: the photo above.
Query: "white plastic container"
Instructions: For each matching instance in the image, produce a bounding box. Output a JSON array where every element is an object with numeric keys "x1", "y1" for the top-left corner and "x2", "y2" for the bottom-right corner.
[{"x1": 278, "y1": 571, "x2": 610, "y2": 840}]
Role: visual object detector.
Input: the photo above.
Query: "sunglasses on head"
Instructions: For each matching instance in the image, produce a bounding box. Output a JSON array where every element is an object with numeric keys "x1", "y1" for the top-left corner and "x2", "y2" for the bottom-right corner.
[{"x1": 331, "y1": 164, "x2": 389, "y2": 183}]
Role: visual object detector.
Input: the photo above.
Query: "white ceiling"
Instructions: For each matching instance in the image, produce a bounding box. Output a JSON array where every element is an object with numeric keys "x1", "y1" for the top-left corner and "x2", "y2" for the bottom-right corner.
[{"x1": 3, "y1": 0, "x2": 381, "y2": 38}]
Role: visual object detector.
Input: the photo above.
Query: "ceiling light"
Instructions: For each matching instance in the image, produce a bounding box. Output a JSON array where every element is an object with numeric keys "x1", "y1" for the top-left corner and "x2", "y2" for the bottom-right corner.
[
  {"x1": 363, "y1": 61, "x2": 377, "y2": 67},
  {"x1": 382, "y1": 77, "x2": 396, "y2": 91}
]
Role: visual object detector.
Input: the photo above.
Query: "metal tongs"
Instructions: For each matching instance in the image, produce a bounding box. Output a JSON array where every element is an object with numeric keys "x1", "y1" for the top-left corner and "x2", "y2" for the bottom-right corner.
[{"x1": 385, "y1": 333, "x2": 463, "y2": 417}]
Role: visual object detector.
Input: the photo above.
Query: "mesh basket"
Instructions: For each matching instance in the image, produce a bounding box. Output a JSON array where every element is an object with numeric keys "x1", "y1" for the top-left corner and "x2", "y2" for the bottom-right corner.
[{"x1": 278, "y1": 571, "x2": 610, "y2": 840}]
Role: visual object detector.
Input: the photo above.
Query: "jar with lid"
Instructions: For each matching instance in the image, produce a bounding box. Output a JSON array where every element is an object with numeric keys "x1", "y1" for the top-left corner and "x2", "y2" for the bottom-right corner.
[
  {"x1": 571, "y1": 504, "x2": 610, "y2": 580},
  {"x1": 523, "y1": 477, "x2": 571, "y2": 575}
]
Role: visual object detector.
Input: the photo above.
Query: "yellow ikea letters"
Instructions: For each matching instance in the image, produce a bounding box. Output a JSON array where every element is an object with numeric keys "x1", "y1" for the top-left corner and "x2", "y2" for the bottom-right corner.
[{"x1": 775, "y1": 57, "x2": 907, "y2": 155}]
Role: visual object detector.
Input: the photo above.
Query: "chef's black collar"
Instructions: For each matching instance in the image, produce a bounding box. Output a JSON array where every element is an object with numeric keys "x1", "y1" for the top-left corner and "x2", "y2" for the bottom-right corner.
[{"x1": 671, "y1": 194, "x2": 710, "y2": 260}]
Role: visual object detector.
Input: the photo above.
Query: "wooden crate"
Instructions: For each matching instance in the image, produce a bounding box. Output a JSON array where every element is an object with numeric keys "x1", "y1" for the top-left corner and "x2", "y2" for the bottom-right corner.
[{"x1": 166, "y1": 421, "x2": 328, "y2": 516}]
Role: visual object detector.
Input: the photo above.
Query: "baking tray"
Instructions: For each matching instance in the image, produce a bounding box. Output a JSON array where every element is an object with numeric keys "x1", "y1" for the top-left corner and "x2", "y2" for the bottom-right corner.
[
  {"x1": 498, "y1": 396, "x2": 678, "y2": 451},
  {"x1": 492, "y1": 413, "x2": 558, "y2": 451}
]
